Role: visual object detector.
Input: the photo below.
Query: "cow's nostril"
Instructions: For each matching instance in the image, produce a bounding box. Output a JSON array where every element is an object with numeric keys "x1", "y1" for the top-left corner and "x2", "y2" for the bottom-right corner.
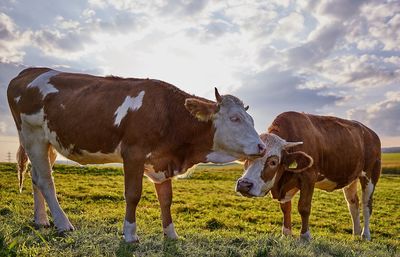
[
  {"x1": 237, "y1": 179, "x2": 253, "y2": 193},
  {"x1": 258, "y1": 144, "x2": 266, "y2": 155}
]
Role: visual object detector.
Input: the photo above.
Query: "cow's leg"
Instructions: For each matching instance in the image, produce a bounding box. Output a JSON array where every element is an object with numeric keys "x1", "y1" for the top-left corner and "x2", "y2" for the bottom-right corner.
[
  {"x1": 280, "y1": 201, "x2": 292, "y2": 236},
  {"x1": 32, "y1": 146, "x2": 57, "y2": 228},
  {"x1": 343, "y1": 179, "x2": 361, "y2": 236},
  {"x1": 298, "y1": 181, "x2": 315, "y2": 241},
  {"x1": 26, "y1": 140, "x2": 73, "y2": 232},
  {"x1": 155, "y1": 179, "x2": 178, "y2": 239},
  {"x1": 32, "y1": 165, "x2": 50, "y2": 228},
  {"x1": 360, "y1": 165, "x2": 378, "y2": 241},
  {"x1": 122, "y1": 147, "x2": 145, "y2": 243}
]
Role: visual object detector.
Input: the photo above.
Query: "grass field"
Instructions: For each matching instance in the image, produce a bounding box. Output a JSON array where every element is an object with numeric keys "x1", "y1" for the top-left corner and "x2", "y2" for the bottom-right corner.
[
  {"x1": 382, "y1": 153, "x2": 400, "y2": 174},
  {"x1": 0, "y1": 155, "x2": 399, "y2": 257}
]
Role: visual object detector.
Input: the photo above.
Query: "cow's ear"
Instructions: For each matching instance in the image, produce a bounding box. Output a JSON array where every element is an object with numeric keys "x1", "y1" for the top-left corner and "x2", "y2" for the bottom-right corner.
[
  {"x1": 185, "y1": 98, "x2": 218, "y2": 121},
  {"x1": 282, "y1": 151, "x2": 313, "y2": 173}
]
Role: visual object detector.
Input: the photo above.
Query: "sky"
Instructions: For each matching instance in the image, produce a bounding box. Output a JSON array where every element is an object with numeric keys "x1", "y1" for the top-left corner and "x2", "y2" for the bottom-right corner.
[{"x1": 0, "y1": 0, "x2": 399, "y2": 162}]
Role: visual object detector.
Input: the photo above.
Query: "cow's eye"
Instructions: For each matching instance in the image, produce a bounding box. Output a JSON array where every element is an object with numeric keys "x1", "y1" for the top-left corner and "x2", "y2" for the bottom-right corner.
[
  {"x1": 230, "y1": 116, "x2": 241, "y2": 122},
  {"x1": 269, "y1": 160, "x2": 277, "y2": 167}
]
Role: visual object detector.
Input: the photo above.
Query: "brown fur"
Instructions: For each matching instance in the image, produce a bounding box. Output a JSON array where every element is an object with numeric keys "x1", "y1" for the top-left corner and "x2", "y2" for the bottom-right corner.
[{"x1": 265, "y1": 111, "x2": 381, "y2": 238}]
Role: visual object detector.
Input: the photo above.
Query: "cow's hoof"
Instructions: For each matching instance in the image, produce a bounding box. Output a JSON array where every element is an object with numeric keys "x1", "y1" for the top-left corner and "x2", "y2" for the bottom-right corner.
[
  {"x1": 124, "y1": 234, "x2": 140, "y2": 243},
  {"x1": 164, "y1": 233, "x2": 179, "y2": 240},
  {"x1": 56, "y1": 223, "x2": 75, "y2": 234},
  {"x1": 163, "y1": 223, "x2": 179, "y2": 240},
  {"x1": 282, "y1": 226, "x2": 293, "y2": 237},
  {"x1": 362, "y1": 234, "x2": 371, "y2": 241},
  {"x1": 33, "y1": 219, "x2": 51, "y2": 229},
  {"x1": 300, "y1": 230, "x2": 312, "y2": 241}
]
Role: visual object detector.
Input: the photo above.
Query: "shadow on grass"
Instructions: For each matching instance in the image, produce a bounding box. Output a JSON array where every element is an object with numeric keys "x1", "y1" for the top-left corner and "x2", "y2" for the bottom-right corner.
[{"x1": 115, "y1": 237, "x2": 183, "y2": 257}]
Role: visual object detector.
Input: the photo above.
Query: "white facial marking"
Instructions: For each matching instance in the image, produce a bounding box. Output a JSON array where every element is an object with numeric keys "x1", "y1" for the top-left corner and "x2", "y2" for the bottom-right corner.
[
  {"x1": 114, "y1": 91, "x2": 145, "y2": 126},
  {"x1": 163, "y1": 223, "x2": 179, "y2": 239},
  {"x1": 123, "y1": 219, "x2": 139, "y2": 243},
  {"x1": 361, "y1": 171, "x2": 367, "y2": 177},
  {"x1": 27, "y1": 70, "x2": 60, "y2": 99},
  {"x1": 14, "y1": 96, "x2": 21, "y2": 103},
  {"x1": 60, "y1": 104, "x2": 66, "y2": 110},
  {"x1": 146, "y1": 152, "x2": 152, "y2": 159},
  {"x1": 315, "y1": 178, "x2": 337, "y2": 192},
  {"x1": 206, "y1": 151, "x2": 237, "y2": 163},
  {"x1": 212, "y1": 99, "x2": 265, "y2": 157},
  {"x1": 239, "y1": 155, "x2": 276, "y2": 196}
]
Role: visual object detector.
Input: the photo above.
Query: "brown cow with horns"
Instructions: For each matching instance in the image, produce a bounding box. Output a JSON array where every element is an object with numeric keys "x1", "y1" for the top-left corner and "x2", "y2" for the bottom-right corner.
[
  {"x1": 7, "y1": 67, "x2": 266, "y2": 242},
  {"x1": 236, "y1": 111, "x2": 381, "y2": 241}
]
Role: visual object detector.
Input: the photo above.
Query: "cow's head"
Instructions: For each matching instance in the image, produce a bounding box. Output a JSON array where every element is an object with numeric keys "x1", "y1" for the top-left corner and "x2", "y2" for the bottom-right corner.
[
  {"x1": 235, "y1": 133, "x2": 313, "y2": 197},
  {"x1": 184, "y1": 88, "x2": 265, "y2": 158}
]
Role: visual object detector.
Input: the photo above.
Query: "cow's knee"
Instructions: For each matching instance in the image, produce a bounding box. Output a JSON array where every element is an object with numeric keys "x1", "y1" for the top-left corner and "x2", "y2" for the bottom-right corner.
[{"x1": 125, "y1": 191, "x2": 141, "y2": 206}]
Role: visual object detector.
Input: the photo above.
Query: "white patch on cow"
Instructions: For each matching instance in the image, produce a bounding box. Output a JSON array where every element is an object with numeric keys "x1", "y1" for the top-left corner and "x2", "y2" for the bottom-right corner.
[
  {"x1": 20, "y1": 109, "x2": 45, "y2": 127},
  {"x1": 163, "y1": 223, "x2": 179, "y2": 239},
  {"x1": 146, "y1": 152, "x2": 152, "y2": 159},
  {"x1": 123, "y1": 219, "x2": 139, "y2": 243},
  {"x1": 343, "y1": 180, "x2": 362, "y2": 235},
  {"x1": 66, "y1": 143, "x2": 123, "y2": 165},
  {"x1": 143, "y1": 164, "x2": 181, "y2": 184},
  {"x1": 14, "y1": 96, "x2": 21, "y2": 103},
  {"x1": 114, "y1": 91, "x2": 145, "y2": 126},
  {"x1": 361, "y1": 181, "x2": 374, "y2": 241},
  {"x1": 43, "y1": 119, "x2": 74, "y2": 157},
  {"x1": 70, "y1": 148, "x2": 122, "y2": 165},
  {"x1": 144, "y1": 164, "x2": 166, "y2": 183},
  {"x1": 19, "y1": 113, "x2": 74, "y2": 232},
  {"x1": 361, "y1": 171, "x2": 367, "y2": 177},
  {"x1": 60, "y1": 104, "x2": 66, "y2": 110},
  {"x1": 206, "y1": 151, "x2": 237, "y2": 163},
  {"x1": 315, "y1": 178, "x2": 337, "y2": 192},
  {"x1": 279, "y1": 188, "x2": 299, "y2": 203},
  {"x1": 27, "y1": 70, "x2": 60, "y2": 99}
]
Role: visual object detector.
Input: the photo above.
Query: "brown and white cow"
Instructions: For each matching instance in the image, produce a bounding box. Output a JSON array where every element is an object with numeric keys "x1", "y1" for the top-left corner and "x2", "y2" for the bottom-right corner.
[
  {"x1": 7, "y1": 67, "x2": 266, "y2": 242},
  {"x1": 236, "y1": 111, "x2": 381, "y2": 241}
]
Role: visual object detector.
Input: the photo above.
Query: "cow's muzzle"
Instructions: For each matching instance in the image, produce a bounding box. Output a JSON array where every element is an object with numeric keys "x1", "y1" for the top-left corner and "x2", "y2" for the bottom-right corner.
[{"x1": 236, "y1": 178, "x2": 254, "y2": 197}]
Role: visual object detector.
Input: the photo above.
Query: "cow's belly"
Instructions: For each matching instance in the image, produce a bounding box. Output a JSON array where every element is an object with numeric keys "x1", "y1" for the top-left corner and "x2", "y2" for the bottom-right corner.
[
  {"x1": 315, "y1": 178, "x2": 338, "y2": 192},
  {"x1": 66, "y1": 150, "x2": 123, "y2": 165}
]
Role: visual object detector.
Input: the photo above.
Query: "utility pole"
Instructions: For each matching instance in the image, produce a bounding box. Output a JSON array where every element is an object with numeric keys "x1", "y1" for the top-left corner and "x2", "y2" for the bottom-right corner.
[{"x1": 7, "y1": 152, "x2": 12, "y2": 163}]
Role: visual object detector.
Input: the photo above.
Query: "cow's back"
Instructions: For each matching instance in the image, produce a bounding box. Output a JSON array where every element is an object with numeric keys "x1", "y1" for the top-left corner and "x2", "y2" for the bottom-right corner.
[
  {"x1": 8, "y1": 68, "x2": 210, "y2": 164},
  {"x1": 268, "y1": 111, "x2": 380, "y2": 188}
]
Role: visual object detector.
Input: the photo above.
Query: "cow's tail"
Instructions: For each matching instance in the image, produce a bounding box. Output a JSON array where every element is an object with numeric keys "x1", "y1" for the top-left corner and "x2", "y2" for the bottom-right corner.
[{"x1": 16, "y1": 144, "x2": 29, "y2": 193}]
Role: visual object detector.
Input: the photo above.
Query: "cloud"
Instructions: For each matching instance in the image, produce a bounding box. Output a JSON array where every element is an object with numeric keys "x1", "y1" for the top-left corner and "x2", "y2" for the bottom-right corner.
[
  {"x1": 348, "y1": 91, "x2": 400, "y2": 137},
  {"x1": 286, "y1": 22, "x2": 344, "y2": 66},
  {"x1": 315, "y1": 54, "x2": 400, "y2": 88},
  {"x1": 312, "y1": 0, "x2": 365, "y2": 21},
  {"x1": 234, "y1": 66, "x2": 342, "y2": 130},
  {"x1": 360, "y1": 1, "x2": 400, "y2": 51},
  {"x1": 273, "y1": 12, "x2": 305, "y2": 42},
  {"x1": 0, "y1": 13, "x2": 31, "y2": 63}
]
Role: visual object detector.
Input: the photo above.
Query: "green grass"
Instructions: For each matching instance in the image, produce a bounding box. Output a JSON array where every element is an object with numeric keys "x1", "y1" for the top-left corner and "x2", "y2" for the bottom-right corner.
[
  {"x1": 382, "y1": 153, "x2": 400, "y2": 174},
  {"x1": 0, "y1": 162, "x2": 399, "y2": 257}
]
